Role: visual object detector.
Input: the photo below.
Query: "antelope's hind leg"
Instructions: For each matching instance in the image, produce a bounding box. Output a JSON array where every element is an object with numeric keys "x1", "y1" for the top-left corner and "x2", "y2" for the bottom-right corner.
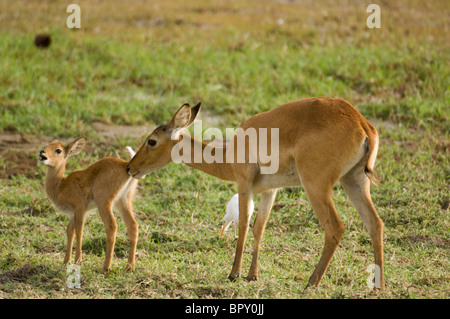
[
  {"x1": 297, "y1": 160, "x2": 344, "y2": 289},
  {"x1": 340, "y1": 168, "x2": 384, "y2": 289}
]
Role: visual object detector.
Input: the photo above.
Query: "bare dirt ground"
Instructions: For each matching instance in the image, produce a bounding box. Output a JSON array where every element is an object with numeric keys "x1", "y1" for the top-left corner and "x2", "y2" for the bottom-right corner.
[{"x1": 0, "y1": 132, "x2": 45, "y2": 179}]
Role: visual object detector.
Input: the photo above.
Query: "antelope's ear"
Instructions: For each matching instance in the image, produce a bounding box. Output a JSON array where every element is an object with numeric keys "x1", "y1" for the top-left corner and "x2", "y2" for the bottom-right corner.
[
  {"x1": 187, "y1": 102, "x2": 201, "y2": 127},
  {"x1": 65, "y1": 137, "x2": 87, "y2": 158},
  {"x1": 168, "y1": 103, "x2": 192, "y2": 130}
]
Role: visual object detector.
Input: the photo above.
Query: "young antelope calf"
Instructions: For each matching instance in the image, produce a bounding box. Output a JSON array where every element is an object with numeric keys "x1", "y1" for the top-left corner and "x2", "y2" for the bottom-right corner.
[{"x1": 39, "y1": 138, "x2": 138, "y2": 272}]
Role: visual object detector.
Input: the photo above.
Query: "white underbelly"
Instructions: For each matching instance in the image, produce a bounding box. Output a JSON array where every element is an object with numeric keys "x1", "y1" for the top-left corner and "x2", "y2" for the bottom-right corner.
[
  {"x1": 253, "y1": 161, "x2": 301, "y2": 193},
  {"x1": 55, "y1": 199, "x2": 97, "y2": 218}
]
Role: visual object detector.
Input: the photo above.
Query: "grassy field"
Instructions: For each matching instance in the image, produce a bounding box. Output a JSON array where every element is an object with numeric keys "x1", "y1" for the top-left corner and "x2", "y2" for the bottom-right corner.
[{"x1": 0, "y1": 0, "x2": 448, "y2": 299}]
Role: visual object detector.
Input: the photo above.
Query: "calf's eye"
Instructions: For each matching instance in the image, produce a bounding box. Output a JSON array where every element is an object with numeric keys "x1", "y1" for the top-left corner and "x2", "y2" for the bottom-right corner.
[{"x1": 148, "y1": 139, "x2": 156, "y2": 146}]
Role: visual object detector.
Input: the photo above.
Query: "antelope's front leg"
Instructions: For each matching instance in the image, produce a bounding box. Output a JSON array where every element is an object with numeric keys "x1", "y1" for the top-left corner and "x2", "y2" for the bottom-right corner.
[
  {"x1": 247, "y1": 188, "x2": 277, "y2": 281},
  {"x1": 73, "y1": 212, "x2": 86, "y2": 264},
  {"x1": 99, "y1": 205, "x2": 117, "y2": 273},
  {"x1": 64, "y1": 218, "x2": 75, "y2": 264},
  {"x1": 228, "y1": 189, "x2": 252, "y2": 281}
]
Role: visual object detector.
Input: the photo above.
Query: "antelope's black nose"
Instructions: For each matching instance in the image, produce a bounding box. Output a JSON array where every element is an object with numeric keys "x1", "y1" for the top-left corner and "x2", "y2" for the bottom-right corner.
[
  {"x1": 38, "y1": 150, "x2": 48, "y2": 161},
  {"x1": 126, "y1": 166, "x2": 130, "y2": 174}
]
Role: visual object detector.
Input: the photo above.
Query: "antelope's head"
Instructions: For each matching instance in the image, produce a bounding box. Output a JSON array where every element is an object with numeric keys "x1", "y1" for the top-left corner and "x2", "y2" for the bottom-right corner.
[
  {"x1": 39, "y1": 137, "x2": 87, "y2": 168},
  {"x1": 127, "y1": 102, "x2": 201, "y2": 179}
]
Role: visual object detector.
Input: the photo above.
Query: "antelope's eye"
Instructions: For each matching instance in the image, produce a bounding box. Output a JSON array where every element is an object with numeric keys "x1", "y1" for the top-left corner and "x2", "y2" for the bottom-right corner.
[
  {"x1": 147, "y1": 139, "x2": 156, "y2": 146},
  {"x1": 55, "y1": 149, "x2": 62, "y2": 154}
]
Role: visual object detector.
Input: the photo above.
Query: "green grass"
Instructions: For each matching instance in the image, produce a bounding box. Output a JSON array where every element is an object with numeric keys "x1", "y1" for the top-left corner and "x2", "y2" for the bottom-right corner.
[
  {"x1": 0, "y1": 0, "x2": 449, "y2": 299},
  {"x1": 1, "y1": 32, "x2": 448, "y2": 135}
]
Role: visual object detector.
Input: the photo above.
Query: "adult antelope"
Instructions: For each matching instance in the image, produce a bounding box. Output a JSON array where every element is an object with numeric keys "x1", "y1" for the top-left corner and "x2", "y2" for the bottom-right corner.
[
  {"x1": 39, "y1": 138, "x2": 139, "y2": 272},
  {"x1": 127, "y1": 97, "x2": 384, "y2": 289}
]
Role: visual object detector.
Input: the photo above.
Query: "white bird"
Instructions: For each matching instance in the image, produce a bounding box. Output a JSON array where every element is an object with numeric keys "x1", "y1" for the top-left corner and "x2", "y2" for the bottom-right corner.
[{"x1": 220, "y1": 193, "x2": 255, "y2": 238}]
